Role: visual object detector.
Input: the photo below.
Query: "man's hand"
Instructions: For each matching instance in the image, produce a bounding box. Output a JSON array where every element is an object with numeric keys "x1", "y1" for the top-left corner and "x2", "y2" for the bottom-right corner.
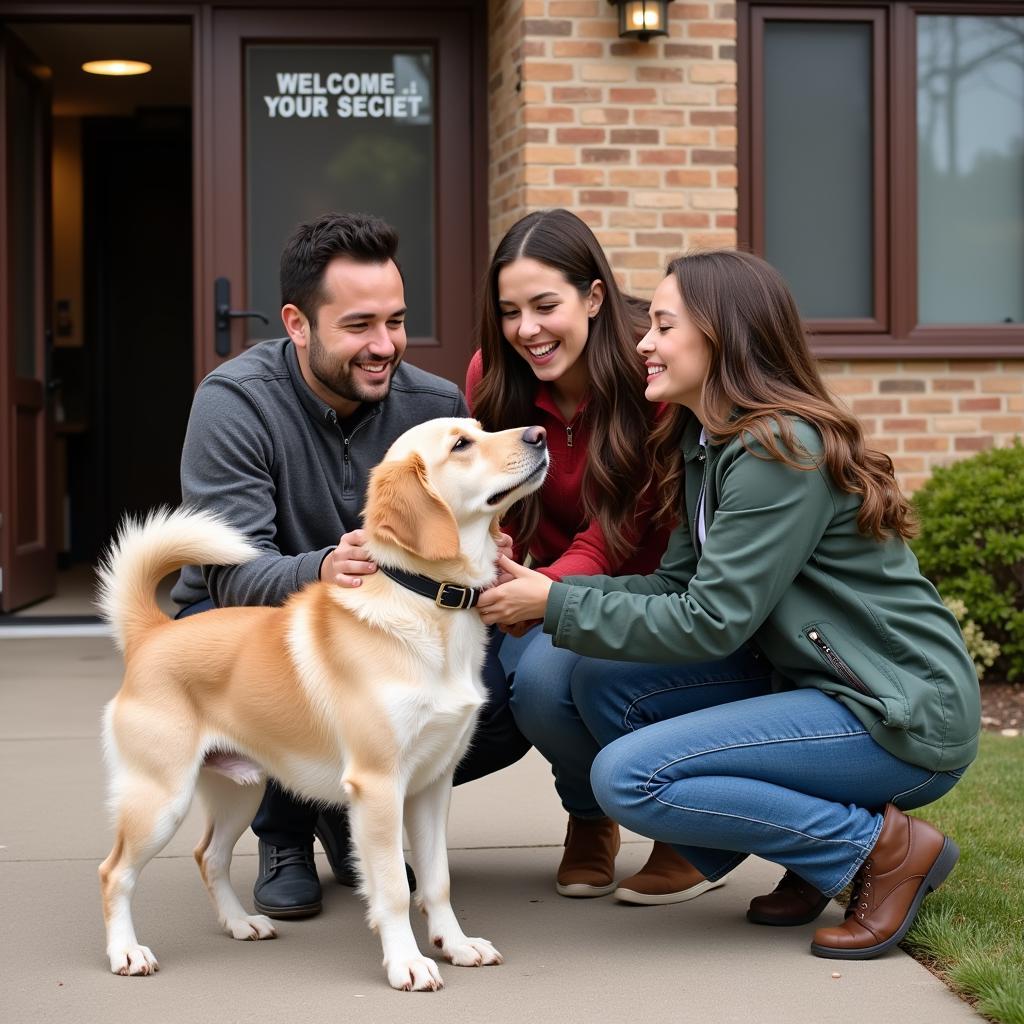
[
  {"x1": 320, "y1": 529, "x2": 377, "y2": 587},
  {"x1": 478, "y1": 556, "x2": 552, "y2": 626}
]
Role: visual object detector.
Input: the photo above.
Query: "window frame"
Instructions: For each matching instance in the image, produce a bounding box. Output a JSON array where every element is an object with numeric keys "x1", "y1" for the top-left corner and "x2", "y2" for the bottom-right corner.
[{"x1": 739, "y1": 0, "x2": 1024, "y2": 358}]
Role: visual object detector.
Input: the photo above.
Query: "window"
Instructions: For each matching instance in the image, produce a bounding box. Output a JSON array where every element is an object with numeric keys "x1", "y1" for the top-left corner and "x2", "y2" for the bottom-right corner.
[{"x1": 740, "y1": 3, "x2": 1024, "y2": 357}]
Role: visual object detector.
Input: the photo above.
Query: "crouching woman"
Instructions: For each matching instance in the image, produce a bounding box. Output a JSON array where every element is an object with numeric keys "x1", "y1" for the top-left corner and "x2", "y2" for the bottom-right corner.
[{"x1": 477, "y1": 249, "x2": 980, "y2": 959}]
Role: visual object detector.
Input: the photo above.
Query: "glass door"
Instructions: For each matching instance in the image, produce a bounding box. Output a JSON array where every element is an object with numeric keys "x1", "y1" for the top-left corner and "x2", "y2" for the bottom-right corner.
[{"x1": 202, "y1": 7, "x2": 482, "y2": 385}]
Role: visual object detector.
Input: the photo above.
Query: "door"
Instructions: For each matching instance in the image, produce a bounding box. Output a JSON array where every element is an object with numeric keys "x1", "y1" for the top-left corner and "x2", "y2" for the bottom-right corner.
[
  {"x1": 201, "y1": 6, "x2": 484, "y2": 385},
  {"x1": 0, "y1": 29, "x2": 53, "y2": 611}
]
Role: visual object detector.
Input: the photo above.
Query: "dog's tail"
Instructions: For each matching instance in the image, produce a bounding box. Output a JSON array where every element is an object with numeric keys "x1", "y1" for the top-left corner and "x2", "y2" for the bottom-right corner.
[{"x1": 96, "y1": 507, "x2": 259, "y2": 652}]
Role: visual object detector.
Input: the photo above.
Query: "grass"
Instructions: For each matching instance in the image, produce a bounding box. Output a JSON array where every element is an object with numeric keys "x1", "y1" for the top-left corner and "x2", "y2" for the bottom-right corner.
[{"x1": 903, "y1": 733, "x2": 1024, "y2": 1024}]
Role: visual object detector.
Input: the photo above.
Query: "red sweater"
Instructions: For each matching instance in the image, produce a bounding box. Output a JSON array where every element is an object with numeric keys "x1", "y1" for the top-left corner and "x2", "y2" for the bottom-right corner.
[{"x1": 465, "y1": 349, "x2": 670, "y2": 582}]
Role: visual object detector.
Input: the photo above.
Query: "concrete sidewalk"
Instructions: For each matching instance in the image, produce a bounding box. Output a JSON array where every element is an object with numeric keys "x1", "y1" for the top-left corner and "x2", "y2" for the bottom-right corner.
[{"x1": 1, "y1": 637, "x2": 979, "y2": 1024}]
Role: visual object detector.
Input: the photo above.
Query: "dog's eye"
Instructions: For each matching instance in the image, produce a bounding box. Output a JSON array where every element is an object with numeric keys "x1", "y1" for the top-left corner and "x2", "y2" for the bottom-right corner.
[{"x1": 451, "y1": 437, "x2": 473, "y2": 453}]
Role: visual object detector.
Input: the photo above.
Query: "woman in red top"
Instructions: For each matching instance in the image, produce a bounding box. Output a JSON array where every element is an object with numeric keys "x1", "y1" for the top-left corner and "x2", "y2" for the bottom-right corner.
[{"x1": 468, "y1": 209, "x2": 726, "y2": 904}]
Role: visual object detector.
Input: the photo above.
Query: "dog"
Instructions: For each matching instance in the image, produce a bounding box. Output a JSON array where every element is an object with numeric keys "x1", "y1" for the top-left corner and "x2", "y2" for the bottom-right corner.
[{"x1": 96, "y1": 417, "x2": 548, "y2": 991}]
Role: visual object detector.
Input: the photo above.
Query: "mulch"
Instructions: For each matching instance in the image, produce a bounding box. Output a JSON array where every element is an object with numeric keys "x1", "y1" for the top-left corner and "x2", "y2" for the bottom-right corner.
[{"x1": 980, "y1": 680, "x2": 1024, "y2": 734}]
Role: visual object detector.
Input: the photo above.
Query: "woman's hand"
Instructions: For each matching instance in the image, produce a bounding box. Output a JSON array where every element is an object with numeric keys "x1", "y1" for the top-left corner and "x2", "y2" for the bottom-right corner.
[{"x1": 478, "y1": 555, "x2": 553, "y2": 626}]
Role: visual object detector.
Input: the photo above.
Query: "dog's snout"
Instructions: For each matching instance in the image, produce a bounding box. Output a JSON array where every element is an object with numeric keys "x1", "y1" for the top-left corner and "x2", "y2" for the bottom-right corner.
[{"x1": 522, "y1": 425, "x2": 546, "y2": 448}]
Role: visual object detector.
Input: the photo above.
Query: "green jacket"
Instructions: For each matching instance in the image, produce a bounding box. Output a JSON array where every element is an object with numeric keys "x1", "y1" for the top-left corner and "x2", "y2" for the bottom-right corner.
[{"x1": 543, "y1": 414, "x2": 980, "y2": 772}]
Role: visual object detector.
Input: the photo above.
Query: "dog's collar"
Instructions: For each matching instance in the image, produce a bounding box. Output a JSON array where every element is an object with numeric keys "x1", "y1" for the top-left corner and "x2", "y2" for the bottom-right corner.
[{"x1": 377, "y1": 565, "x2": 482, "y2": 611}]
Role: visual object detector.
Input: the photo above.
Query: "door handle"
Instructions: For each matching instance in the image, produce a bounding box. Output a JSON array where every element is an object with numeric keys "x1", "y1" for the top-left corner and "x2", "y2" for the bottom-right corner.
[{"x1": 214, "y1": 277, "x2": 269, "y2": 356}]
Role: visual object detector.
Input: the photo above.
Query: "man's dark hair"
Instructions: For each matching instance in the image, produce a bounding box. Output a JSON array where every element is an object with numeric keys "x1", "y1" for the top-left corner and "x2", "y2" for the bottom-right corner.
[{"x1": 280, "y1": 212, "x2": 400, "y2": 325}]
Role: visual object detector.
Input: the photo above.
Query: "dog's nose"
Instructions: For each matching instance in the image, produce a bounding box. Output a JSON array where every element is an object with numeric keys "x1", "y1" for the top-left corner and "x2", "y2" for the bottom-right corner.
[{"x1": 522, "y1": 425, "x2": 546, "y2": 447}]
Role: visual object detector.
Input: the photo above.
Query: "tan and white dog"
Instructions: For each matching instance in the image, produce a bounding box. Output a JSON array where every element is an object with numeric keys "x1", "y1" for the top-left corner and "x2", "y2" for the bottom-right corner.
[{"x1": 96, "y1": 417, "x2": 548, "y2": 991}]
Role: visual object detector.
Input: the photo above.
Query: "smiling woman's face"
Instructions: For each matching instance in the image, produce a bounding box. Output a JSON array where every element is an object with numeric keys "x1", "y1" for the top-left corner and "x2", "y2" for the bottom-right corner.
[
  {"x1": 496, "y1": 257, "x2": 603, "y2": 389},
  {"x1": 637, "y1": 273, "x2": 711, "y2": 412}
]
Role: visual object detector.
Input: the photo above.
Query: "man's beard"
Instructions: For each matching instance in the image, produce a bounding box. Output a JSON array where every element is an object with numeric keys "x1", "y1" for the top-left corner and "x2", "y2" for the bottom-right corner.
[{"x1": 307, "y1": 324, "x2": 401, "y2": 405}]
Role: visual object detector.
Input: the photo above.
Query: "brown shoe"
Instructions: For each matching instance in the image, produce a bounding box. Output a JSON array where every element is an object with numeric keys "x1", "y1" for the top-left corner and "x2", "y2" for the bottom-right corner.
[
  {"x1": 556, "y1": 815, "x2": 620, "y2": 897},
  {"x1": 746, "y1": 870, "x2": 830, "y2": 926},
  {"x1": 810, "y1": 804, "x2": 959, "y2": 959},
  {"x1": 614, "y1": 841, "x2": 725, "y2": 906}
]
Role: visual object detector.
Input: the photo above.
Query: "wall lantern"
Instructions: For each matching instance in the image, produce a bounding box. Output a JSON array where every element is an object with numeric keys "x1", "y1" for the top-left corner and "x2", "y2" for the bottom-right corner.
[
  {"x1": 608, "y1": 0, "x2": 674, "y2": 42},
  {"x1": 82, "y1": 60, "x2": 152, "y2": 76}
]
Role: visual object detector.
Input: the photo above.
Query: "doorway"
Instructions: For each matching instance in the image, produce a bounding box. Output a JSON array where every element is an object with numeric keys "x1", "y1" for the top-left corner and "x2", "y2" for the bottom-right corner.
[{"x1": 3, "y1": 20, "x2": 193, "y2": 610}]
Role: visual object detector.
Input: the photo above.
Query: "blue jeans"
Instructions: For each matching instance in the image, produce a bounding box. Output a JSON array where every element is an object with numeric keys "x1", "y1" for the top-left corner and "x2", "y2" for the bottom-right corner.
[
  {"x1": 572, "y1": 655, "x2": 966, "y2": 897},
  {"x1": 505, "y1": 625, "x2": 775, "y2": 819}
]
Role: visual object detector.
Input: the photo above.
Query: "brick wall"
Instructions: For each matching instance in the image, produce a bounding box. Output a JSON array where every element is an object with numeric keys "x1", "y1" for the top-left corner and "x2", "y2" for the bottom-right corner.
[
  {"x1": 827, "y1": 361, "x2": 1024, "y2": 491},
  {"x1": 485, "y1": 1, "x2": 1024, "y2": 491},
  {"x1": 487, "y1": 0, "x2": 737, "y2": 291}
]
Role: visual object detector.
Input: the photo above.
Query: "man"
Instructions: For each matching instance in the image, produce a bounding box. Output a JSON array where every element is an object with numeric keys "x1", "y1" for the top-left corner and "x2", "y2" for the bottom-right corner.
[{"x1": 172, "y1": 212, "x2": 529, "y2": 918}]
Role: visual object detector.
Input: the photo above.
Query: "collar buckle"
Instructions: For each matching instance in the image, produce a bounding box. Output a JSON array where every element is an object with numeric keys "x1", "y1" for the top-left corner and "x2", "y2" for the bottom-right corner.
[{"x1": 435, "y1": 582, "x2": 472, "y2": 610}]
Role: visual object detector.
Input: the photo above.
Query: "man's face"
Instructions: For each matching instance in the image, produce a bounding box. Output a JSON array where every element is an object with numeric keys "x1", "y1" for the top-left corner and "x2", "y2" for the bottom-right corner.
[{"x1": 293, "y1": 256, "x2": 408, "y2": 413}]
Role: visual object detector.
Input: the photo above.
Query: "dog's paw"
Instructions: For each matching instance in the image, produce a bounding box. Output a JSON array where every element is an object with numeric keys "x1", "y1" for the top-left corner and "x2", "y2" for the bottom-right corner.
[
  {"x1": 109, "y1": 945, "x2": 160, "y2": 976},
  {"x1": 226, "y1": 915, "x2": 277, "y2": 941},
  {"x1": 439, "y1": 936, "x2": 503, "y2": 968},
  {"x1": 386, "y1": 954, "x2": 445, "y2": 992}
]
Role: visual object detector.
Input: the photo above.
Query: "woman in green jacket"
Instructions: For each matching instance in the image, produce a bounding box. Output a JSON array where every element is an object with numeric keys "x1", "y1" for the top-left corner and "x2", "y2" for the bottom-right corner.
[{"x1": 477, "y1": 249, "x2": 980, "y2": 960}]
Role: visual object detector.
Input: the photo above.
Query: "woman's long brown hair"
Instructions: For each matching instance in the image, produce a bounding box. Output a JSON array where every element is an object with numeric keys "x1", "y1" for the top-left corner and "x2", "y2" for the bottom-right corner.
[
  {"x1": 649, "y1": 250, "x2": 916, "y2": 541},
  {"x1": 472, "y1": 209, "x2": 653, "y2": 561}
]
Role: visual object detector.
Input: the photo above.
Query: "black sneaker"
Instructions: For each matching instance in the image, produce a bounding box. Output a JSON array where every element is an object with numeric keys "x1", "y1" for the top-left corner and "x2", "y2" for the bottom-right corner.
[
  {"x1": 253, "y1": 840, "x2": 322, "y2": 919},
  {"x1": 314, "y1": 807, "x2": 417, "y2": 892}
]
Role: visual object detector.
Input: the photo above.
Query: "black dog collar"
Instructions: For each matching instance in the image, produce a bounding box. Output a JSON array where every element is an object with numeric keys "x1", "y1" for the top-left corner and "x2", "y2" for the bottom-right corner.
[{"x1": 378, "y1": 565, "x2": 482, "y2": 611}]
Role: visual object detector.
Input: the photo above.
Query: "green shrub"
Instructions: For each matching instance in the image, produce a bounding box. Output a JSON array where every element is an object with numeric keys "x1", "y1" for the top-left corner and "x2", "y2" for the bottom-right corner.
[
  {"x1": 942, "y1": 597, "x2": 1001, "y2": 680},
  {"x1": 912, "y1": 439, "x2": 1024, "y2": 682}
]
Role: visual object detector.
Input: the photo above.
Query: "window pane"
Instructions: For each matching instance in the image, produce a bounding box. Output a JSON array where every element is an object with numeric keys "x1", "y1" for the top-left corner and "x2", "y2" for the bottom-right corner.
[
  {"x1": 763, "y1": 21, "x2": 873, "y2": 319},
  {"x1": 918, "y1": 16, "x2": 1024, "y2": 325},
  {"x1": 246, "y1": 46, "x2": 434, "y2": 340}
]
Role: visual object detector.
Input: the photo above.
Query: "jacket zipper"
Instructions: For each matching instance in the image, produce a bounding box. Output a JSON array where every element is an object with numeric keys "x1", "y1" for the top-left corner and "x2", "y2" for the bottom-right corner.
[
  {"x1": 806, "y1": 629, "x2": 873, "y2": 696},
  {"x1": 692, "y1": 447, "x2": 707, "y2": 555},
  {"x1": 566, "y1": 424, "x2": 574, "y2": 448}
]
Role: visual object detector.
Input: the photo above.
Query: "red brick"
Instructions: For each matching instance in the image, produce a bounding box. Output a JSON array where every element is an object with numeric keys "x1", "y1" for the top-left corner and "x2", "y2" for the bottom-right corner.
[
  {"x1": 524, "y1": 106, "x2": 575, "y2": 123},
  {"x1": 639, "y1": 149, "x2": 689, "y2": 165},
  {"x1": 958, "y1": 397, "x2": 1001, "y2": 412},
  {"x1": 690, "y1": 110, "x2": 736, "y2": 126},
  {"x1": 637, "y1": 232, "x2": 685, "y2": 246},
  {"x1": 664, "y1": 43, "x2": 715, "y2": 59},
  {"x1": 581, "y1": 148, "x2": 632, "y2": 163},
  {"x1": 553, "y1": 167, "x2": 606, "y2": 185},
  {"x1": 691, "y1": 148, "x2": 737, "y2": 165},
  {"x1": 609, "y1": 88, "x2": 658, "y2": 103},
  {"x1": 932, "y1": 378, "x2": 976, "y2": 392},
  {"x1": 852, "y1": 399, "x2": 902, "y2": 415},
  {"x1": 552, "y1": 87, "x2": 603, "y2": 102},
  {"x1": 664, "y1": 169, "x2": 713, "y2": 187},
  {"x1": 904, "y1": 436, "x2": 950, "y2": 452},
  {"x1": 955, "y1": 435, "x2": 995, "y2": 451},
  {"x1": 879, "y1": 379, "x2": 926, "y2": 393},
  {"x1": 552, "y1": 41, "x2": 604, "y2": 58},
  {"x1": 579, "y1": 189, "x2": 629, "y2": 204},
  {"x1": 883, "y1": 418, "x2": 928, "y2": 431},
  {"x1": 663, "y1": 212, "x2": 711, "y2": 228},
  {"x1": 523, "y1": 19, "x2": 573, "y2": 35},
  {"x1": 609, "y1": 128, "x2": 661, "y2": 144},
  {"x1": 556, "y1": 127, "x2": 606, "y2": 144},
  {"x1": 633, "y1": 109, "x2": 686, "y2": 126},
  {"x1": 637, "y1": 67, "x2": 684, "y2": 82}
]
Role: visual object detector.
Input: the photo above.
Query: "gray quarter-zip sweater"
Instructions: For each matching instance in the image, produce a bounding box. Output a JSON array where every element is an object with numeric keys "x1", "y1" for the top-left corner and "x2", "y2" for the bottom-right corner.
[{"x1": 171, "y1": 338, "x2": 467, "y2": 608}]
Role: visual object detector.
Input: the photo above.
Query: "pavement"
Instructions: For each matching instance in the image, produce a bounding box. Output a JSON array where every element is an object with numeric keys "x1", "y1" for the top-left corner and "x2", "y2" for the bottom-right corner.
[{"x1": 1, "y1": 635, "x2": 981, "y2": 1024}]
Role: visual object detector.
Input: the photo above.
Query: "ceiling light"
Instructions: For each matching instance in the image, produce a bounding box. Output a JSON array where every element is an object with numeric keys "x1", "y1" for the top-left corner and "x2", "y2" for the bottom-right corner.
[{"x1": 82, "y1": 60, "x2": 152, "y2": 77}]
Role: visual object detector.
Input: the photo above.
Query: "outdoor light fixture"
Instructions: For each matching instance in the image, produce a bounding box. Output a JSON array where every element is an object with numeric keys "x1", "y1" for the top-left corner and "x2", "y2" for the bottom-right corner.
[
  {"x1": 608, "y1": 0, "x2": 673, "y2": 41},
  {"x1": 81, "y1": 60, "x2": 152, "y2": 76}
]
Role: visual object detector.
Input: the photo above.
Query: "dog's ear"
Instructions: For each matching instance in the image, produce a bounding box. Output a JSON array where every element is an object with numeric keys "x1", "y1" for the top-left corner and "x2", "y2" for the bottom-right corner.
[{"x1": 367, "y1": 454, "x2": 460, "y2": 561}]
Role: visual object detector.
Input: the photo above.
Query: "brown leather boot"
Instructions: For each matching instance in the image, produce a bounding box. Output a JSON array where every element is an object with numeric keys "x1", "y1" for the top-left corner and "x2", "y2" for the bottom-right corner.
[
  {"x1": 811, "y1": 804, "x2": 959, "y2": 959},
  {"x1": 614, "y1": 842, "x2": 725, "y2": 905},
  {"x1": 556, "y1": 815, "x2": 621, "y2": 897},
  {"x1": 746, "y1": 870, "x2": 830, "y2": 926}
]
